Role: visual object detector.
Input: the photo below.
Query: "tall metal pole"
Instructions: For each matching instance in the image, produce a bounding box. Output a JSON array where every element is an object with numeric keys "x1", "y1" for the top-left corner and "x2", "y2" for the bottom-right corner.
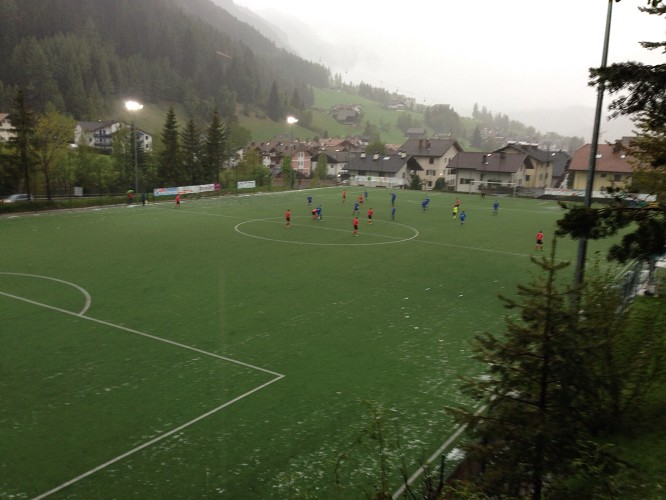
[
  {"x1": 574, "y1": 0, "x2": 614, "y2": 288},
  {"x1": 132, "y1": 115, "x2": 139, "y2": 194},
  {"x1": 286, "y1": 116, "x2": 298, "y2": 191},
  {"x1": 125, "y1": 100, "x2": 143, "y2": 196}
]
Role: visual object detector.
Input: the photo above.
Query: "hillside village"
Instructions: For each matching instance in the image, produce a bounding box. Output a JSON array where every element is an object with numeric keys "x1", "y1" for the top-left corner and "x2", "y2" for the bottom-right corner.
[{"x1": 0, "y1": 110, "x2": 636, "y2": 199}]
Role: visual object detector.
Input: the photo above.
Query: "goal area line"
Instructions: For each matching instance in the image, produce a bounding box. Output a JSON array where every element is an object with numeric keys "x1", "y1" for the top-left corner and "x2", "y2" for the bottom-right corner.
[{"x1": 0, "y1": 290, "x2": 284, "y2": 498}]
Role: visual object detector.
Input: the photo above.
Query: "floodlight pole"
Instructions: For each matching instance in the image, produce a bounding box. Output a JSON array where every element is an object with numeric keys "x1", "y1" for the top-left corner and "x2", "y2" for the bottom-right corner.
[
  {"x1": 125, "y1": 100, "x2": 143, "y2": 195},
  {"x1": 286, "y1": 116, "x2": 298, "y2": 190},
  {"x1": 574, "y1": 0, "x2": 614, "y2": 289}
]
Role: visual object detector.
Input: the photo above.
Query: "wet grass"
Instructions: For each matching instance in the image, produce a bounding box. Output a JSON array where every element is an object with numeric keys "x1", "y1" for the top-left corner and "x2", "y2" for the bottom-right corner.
[{"x1": 0, "y1": 188, "x2": 622, "y2": 498}]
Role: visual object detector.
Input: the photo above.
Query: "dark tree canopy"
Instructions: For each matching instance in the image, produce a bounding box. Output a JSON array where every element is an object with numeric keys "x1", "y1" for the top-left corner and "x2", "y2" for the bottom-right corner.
[
  {"x1": 158, "y1": 106, "x2": 182, "y2": 186},
  {"x1": 558, "y1": 1, "x2": 666, "y2": 263},
  {"x1": 0, "y1": 0, "x2": 327, "y2": 121}
]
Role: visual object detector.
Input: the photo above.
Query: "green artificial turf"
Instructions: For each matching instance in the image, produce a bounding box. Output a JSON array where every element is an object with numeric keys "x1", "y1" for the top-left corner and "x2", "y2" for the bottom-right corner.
[{"x1": 0, "y1": 189, "x2": 623, "y2": 498}]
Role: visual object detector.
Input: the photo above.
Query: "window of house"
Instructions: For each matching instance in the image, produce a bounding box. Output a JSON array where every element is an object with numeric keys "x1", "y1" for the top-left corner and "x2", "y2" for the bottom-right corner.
[
  {"x1": 427, "y1": 181, "x2": 432, "y2": 187},
  {"x1": 525, "y1": 175, "x2": 531, "y2": 181},
  {"x1": 600, "y1": 173, "x2": 607, "y2": 178},
  {"x1": 359, "y1": 171, "x2": 365, "y2": 176},
  {"x1": 613, "y1": 174, "x2": 622, "y2": 181},
  {"x1": 426, "y1": 169, "x2": 436, "y2": 176},
  {"x1": 429, "y1": 158, "x2": 434, "y2": 164}
]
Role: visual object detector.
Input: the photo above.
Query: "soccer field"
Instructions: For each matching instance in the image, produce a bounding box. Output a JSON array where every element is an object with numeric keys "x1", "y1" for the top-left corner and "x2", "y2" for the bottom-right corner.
[{"x1": 0, "y1": 188, "x2": 619, "y2": 498}]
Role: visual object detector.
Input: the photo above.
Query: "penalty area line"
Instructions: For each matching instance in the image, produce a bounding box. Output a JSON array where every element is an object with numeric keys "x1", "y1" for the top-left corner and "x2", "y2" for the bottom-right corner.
[
  {"x1": 32, "y1": 374, "x2": 284, "y2": 500},
  {"x1": 1, "y1": 291, "x2": 282, "y2": 378},
  {"x1": 2, "y1": 291, "x2": 286, "y2": 498}
]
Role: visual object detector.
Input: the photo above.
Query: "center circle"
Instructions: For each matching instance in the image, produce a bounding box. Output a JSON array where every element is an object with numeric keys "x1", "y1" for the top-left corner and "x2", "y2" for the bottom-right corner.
[{"x1": 234, "y1": 216, "x2": 419, "y2": 246}]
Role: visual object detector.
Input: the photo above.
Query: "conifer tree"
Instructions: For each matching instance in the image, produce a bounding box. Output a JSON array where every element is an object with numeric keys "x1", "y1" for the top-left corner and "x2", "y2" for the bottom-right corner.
[
  {"x1": 451, "y1": 243, "x2": 600, "y2": 499},
  {"x1": 158, "y1": 106, "x2": 182, "y2": 186},
  {"x1": 266, "y1": 81, "x2": 283, "y2": 121},
  {"x1": 558, "y1": 2, "x2": 666, "y2": 263},
  {"x1": 181, "y1": 118, "x2": 202, "y2": 184},
  {"x1": 203, "y1": 106, "x2": 226, "y2": 184},
  {"x1": 471, "y1": 125, "x2": 483, "y2": 149},
  {"x1": 577, "y1": 261, "x2": 666, "y2": 433},
  {"x1": 8, "y1": 89, "x2": 35, "y2": 197}
]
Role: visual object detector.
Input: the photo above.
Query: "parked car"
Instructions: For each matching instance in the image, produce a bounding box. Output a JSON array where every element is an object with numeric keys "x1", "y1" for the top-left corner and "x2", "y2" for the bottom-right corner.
[{"x1": 1, "y1": 193, "x2": 30, "y2": 203}]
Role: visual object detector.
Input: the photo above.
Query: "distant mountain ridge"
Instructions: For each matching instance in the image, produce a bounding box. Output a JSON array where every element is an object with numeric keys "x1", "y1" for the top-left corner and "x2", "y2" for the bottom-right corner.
[
  {"x1": 219, "y1": 3, "x2": 636, "y2": 142},
  {"x1": 0, "y1": 0, "x2": 327, "y2": 121},
  {"x1": 207, "y1": 0, "x2": 294, "y2": 51},
  {"x1": 509, "y1": 106, "x2": 636, "y2": 143}
]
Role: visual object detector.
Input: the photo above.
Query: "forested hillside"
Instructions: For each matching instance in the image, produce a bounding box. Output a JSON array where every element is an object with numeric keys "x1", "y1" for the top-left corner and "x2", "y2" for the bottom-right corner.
[{"x1": 0, "y1": 0, "x2": 328, "y2": 121}]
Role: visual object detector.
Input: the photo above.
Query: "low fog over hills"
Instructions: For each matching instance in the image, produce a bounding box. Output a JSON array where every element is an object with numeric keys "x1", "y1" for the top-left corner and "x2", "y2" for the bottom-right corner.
[{"x1": 226, "y1": 1, "x2": 639, "y2": 142}]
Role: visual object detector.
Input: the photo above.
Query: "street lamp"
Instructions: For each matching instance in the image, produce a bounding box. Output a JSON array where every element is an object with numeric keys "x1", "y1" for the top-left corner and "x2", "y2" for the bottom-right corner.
[
  {"x1": 286, "y1": 116, "x2": 298, "y2": 189},
  {"x1": 68, "y1": 144, "x2": 78, "y2": 208},
  {"x1": 574, "y1": 0, "x2": 614, "y2": 289},
  {"x1": 125, "y1": 100, "x2": 143, "y2": 195},
  {"x1": 286, "y1": 115, "x2": 298, "y2": 141}
]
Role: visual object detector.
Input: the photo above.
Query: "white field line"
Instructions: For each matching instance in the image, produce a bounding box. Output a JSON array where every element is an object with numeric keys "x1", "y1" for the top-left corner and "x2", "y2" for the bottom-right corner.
[
  {"x1": 414, "y1": 238, "x2": 531, "y2": 258},
  {"x1": 0, "y1": 288, "x2": 284, "y2": 498},
  {"x1": 32, "y1": 374, "x2": 283, "y2": 500},
  {"x1": 152, "y1": 205, "x2": 248, "y2": 219},
  {"x1": 0, "y1": 272, "x2": 92, "y2": 315},
  {"x1": 1, "y1": 291, "x2": 283, "y2": 377},
  {"x1": 234, "y1": 218, "x2": 420, "y2": 246},
  {"x1": 392, "y1": 401, "x2": 489, "y2": 499}
]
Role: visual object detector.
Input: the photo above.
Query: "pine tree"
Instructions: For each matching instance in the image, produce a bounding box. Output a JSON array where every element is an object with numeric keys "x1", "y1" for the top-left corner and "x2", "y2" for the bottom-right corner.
[
  {"x1": 558, "y1": 3, "x2": 666, "y2": 264},
  {"x1": 471, "y1": 125, "x2": 482, "y2": 149},
  {"x1": 8, "y1": 89, "x2": 36, "y2": 197},
  {"x1": 266, "y1": 81, "x2": 283, "y2": 121},
  {"x1": 451, "y1": 243, "x2": 597, "y2": 498},
  {"x1": 577, "y1": 261, "x2": 666, "y2": 433},
  {"x1": 158, "y1": 106, "x2": 182, "y2": 186},
  {"x1": 181, "y1": 118, "x2": 202, "y2": 184},
  {"x1": 203, "y1": 106, "x2": 226, "y2": 184},
  {"x1": 290, "y1": 87, "x2": 302, "y2": 111}
]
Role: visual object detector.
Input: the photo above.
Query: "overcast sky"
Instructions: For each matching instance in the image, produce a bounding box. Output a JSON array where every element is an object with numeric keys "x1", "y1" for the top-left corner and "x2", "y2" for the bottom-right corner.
[{"x1": 233, "y1": 0, "x2": 663, "y2": 138}]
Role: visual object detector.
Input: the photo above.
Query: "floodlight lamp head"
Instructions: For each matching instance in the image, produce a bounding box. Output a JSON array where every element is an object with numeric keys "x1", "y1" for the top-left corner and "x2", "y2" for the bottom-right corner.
[
  {"x1": 287, "y1": 116, "x2": 298, "y2": 125},
  {"x1": 125, "y1": 100, "x2": 143, "y2": 112}
]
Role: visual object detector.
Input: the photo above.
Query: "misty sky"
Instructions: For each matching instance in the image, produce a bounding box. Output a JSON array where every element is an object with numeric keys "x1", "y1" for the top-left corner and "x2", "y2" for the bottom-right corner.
[{"x1": 234, "y1": 0, "x2": 663, "y2": 138}]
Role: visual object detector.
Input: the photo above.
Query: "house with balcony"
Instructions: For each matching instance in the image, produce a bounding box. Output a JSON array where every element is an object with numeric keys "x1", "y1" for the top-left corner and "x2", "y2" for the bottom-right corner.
[
  {"x1": 0, "y1": 113, "x2": 15, "y2": 143},
  {"x1": 346, "y1": 151, "x2": 421, "y2": 188},
  {"x1": 496, "y1": 142, "x2": 571, "y2": 188},
  {"x1": 310, "y1": 149, "x2": 349, "y2": 180},
  {"x1": 399, "y1": 138, "x2": 463, "y2": 190},
  {"x1": 568, "y1": 141, "x2": 635, "y2": 192},
  {"x1": 248, "y1": 140, "x2": 315, "y2": 180},
  {"x1": 287, "y1": 142, "x2": 314, "y2": 177},
  {"x1": 448, "y1": 151, "x2": 530, "y2": 194},
  {"x1": 75, "y1": 120, "x2": 152, "y2": 152}
]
